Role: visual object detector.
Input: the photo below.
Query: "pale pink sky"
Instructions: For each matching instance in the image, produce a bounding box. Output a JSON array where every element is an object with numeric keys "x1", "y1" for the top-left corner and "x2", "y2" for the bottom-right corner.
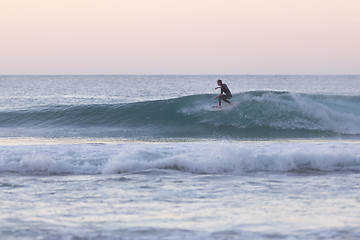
[{"x1": 1, "y1": 0, "x2": 359, "y2": 74}]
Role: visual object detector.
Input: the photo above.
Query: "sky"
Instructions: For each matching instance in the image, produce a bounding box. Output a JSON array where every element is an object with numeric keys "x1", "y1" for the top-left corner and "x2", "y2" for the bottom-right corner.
[{"x1": 1, "y1": 0, "x2": 359, "y2": 75}]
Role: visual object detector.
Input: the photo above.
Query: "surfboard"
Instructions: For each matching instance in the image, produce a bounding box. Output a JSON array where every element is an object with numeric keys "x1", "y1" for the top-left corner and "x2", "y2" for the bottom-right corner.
[
  {"x1": 207, "y1": 105, "x2": 222, "y2": 111},
  {"x1": 209, "y1": 103, "x2": 234, "y2": 111}
]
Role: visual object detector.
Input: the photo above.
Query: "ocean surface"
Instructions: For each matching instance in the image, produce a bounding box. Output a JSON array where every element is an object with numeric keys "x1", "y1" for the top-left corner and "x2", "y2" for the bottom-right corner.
[{"x1": 0, "y1": 75, "x2": 359, "y2": 240}]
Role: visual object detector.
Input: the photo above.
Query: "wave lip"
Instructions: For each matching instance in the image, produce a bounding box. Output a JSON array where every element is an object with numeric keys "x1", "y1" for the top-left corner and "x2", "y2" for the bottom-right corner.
[
  {"x1": 0, "y1": 142, "x2": 359, "y2": 175},
  {"x1": 0, "y1": 91, "x2": 359, "y2": 139}
]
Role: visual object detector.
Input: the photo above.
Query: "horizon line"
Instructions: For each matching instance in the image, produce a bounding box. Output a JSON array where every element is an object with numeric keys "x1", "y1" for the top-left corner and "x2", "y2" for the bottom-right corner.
[{"x1": 1, "y1": 74, "x2": 359, "y2": 76}]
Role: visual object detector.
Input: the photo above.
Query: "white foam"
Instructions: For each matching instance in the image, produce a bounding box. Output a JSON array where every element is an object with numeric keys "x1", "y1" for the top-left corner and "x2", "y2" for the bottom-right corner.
[
  {"x1": 290, "y1": 93, "x2": 360, "y2": 134},
  {"x1": 1, "y1": 141, "x2": 359, "y2": 175},
  {"x1": 240, "y1": 91, "x2": 360, "y2": 134}
]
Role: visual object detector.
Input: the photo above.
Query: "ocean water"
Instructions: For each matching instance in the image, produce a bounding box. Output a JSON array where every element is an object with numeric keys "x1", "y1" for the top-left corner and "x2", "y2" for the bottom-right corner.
[{"x1": 0, "y1": 75, "x2": 360, "y2": 240}]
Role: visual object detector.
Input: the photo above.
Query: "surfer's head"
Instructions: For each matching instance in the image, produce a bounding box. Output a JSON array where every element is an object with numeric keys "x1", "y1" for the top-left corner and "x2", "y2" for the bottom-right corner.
[{"x1": 217, "y1": 79, "x2": 222, "y2": 85}]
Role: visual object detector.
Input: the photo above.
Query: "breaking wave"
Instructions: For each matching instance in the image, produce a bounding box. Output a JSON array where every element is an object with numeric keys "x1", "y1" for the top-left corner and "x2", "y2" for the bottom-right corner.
[
  {"x1": 0, "y1": 91, "x2": 359, "y2": 139},
  {"x1": 0, "y1": 142, "x2": 359, "y2": 175}
]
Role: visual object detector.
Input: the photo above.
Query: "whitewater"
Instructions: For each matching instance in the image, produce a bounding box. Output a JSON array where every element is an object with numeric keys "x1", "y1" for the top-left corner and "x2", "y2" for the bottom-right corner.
[{"x1": 1, "y1": 75, "x2": 360, "y2": 240}]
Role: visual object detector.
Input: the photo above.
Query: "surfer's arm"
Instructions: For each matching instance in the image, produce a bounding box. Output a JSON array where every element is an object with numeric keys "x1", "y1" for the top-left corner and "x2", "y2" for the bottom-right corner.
[{"x1": 215, "y1": 87, "x2": 221, "y2": 90}]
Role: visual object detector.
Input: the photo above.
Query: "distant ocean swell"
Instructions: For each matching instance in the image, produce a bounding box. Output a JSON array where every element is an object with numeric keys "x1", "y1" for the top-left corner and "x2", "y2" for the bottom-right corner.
[
  {"x1": 0, "y1": 91, "x2": 359, "y2": 139},
  {"x1": 0, "y1": 142, "x2": 359, "y2": 175}
]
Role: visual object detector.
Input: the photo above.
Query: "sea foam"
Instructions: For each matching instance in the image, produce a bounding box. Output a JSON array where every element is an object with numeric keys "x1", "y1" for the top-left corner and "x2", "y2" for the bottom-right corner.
[{"x1": 0, "y1": 141, "x2": 359, "y2": 175}]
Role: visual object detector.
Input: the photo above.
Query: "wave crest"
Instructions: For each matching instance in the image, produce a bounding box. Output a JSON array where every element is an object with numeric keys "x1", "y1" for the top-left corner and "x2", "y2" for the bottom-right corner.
[{"x1": 1, "y1": 91, "x2": 359, "y2": 139}]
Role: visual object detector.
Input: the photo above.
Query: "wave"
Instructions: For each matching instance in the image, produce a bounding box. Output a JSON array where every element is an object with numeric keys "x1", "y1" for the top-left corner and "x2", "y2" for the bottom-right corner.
[
  {"x1": 0, "y1": 142, "x2": 359, "y2": 175},
  {"x1": 1, "y1": 91, "x2": 360, "y2": 139}
]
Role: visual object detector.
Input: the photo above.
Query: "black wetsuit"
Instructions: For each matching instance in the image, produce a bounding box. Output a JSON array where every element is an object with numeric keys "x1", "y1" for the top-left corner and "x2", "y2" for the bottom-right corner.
[{"x1": 219, "y1": 84, "x2": 232, "y2": 105}]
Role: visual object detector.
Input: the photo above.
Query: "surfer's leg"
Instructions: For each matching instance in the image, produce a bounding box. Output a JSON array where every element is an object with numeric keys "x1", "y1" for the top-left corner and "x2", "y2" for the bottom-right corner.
[
  {"x1": 223, "y1": 96, "x2": 231, "y2": 104},
  {"x1": 218, "y1": 96, "x2": 222, "y2": 106}
]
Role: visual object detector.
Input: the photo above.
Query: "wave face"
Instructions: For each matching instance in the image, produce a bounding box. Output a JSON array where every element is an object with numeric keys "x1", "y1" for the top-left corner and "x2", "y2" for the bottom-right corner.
[
  {"x1": 1, "y1": 142, "x2": 359, "y2": 175},
  {"x1": 1, "y1": 91, "x2": 360, "y2": 139}
]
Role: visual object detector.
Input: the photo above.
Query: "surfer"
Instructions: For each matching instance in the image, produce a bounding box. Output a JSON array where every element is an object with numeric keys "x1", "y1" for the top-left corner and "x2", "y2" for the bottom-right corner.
[{"x1": 214, "y1": 79, "x2": 232, "y2": 108}]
